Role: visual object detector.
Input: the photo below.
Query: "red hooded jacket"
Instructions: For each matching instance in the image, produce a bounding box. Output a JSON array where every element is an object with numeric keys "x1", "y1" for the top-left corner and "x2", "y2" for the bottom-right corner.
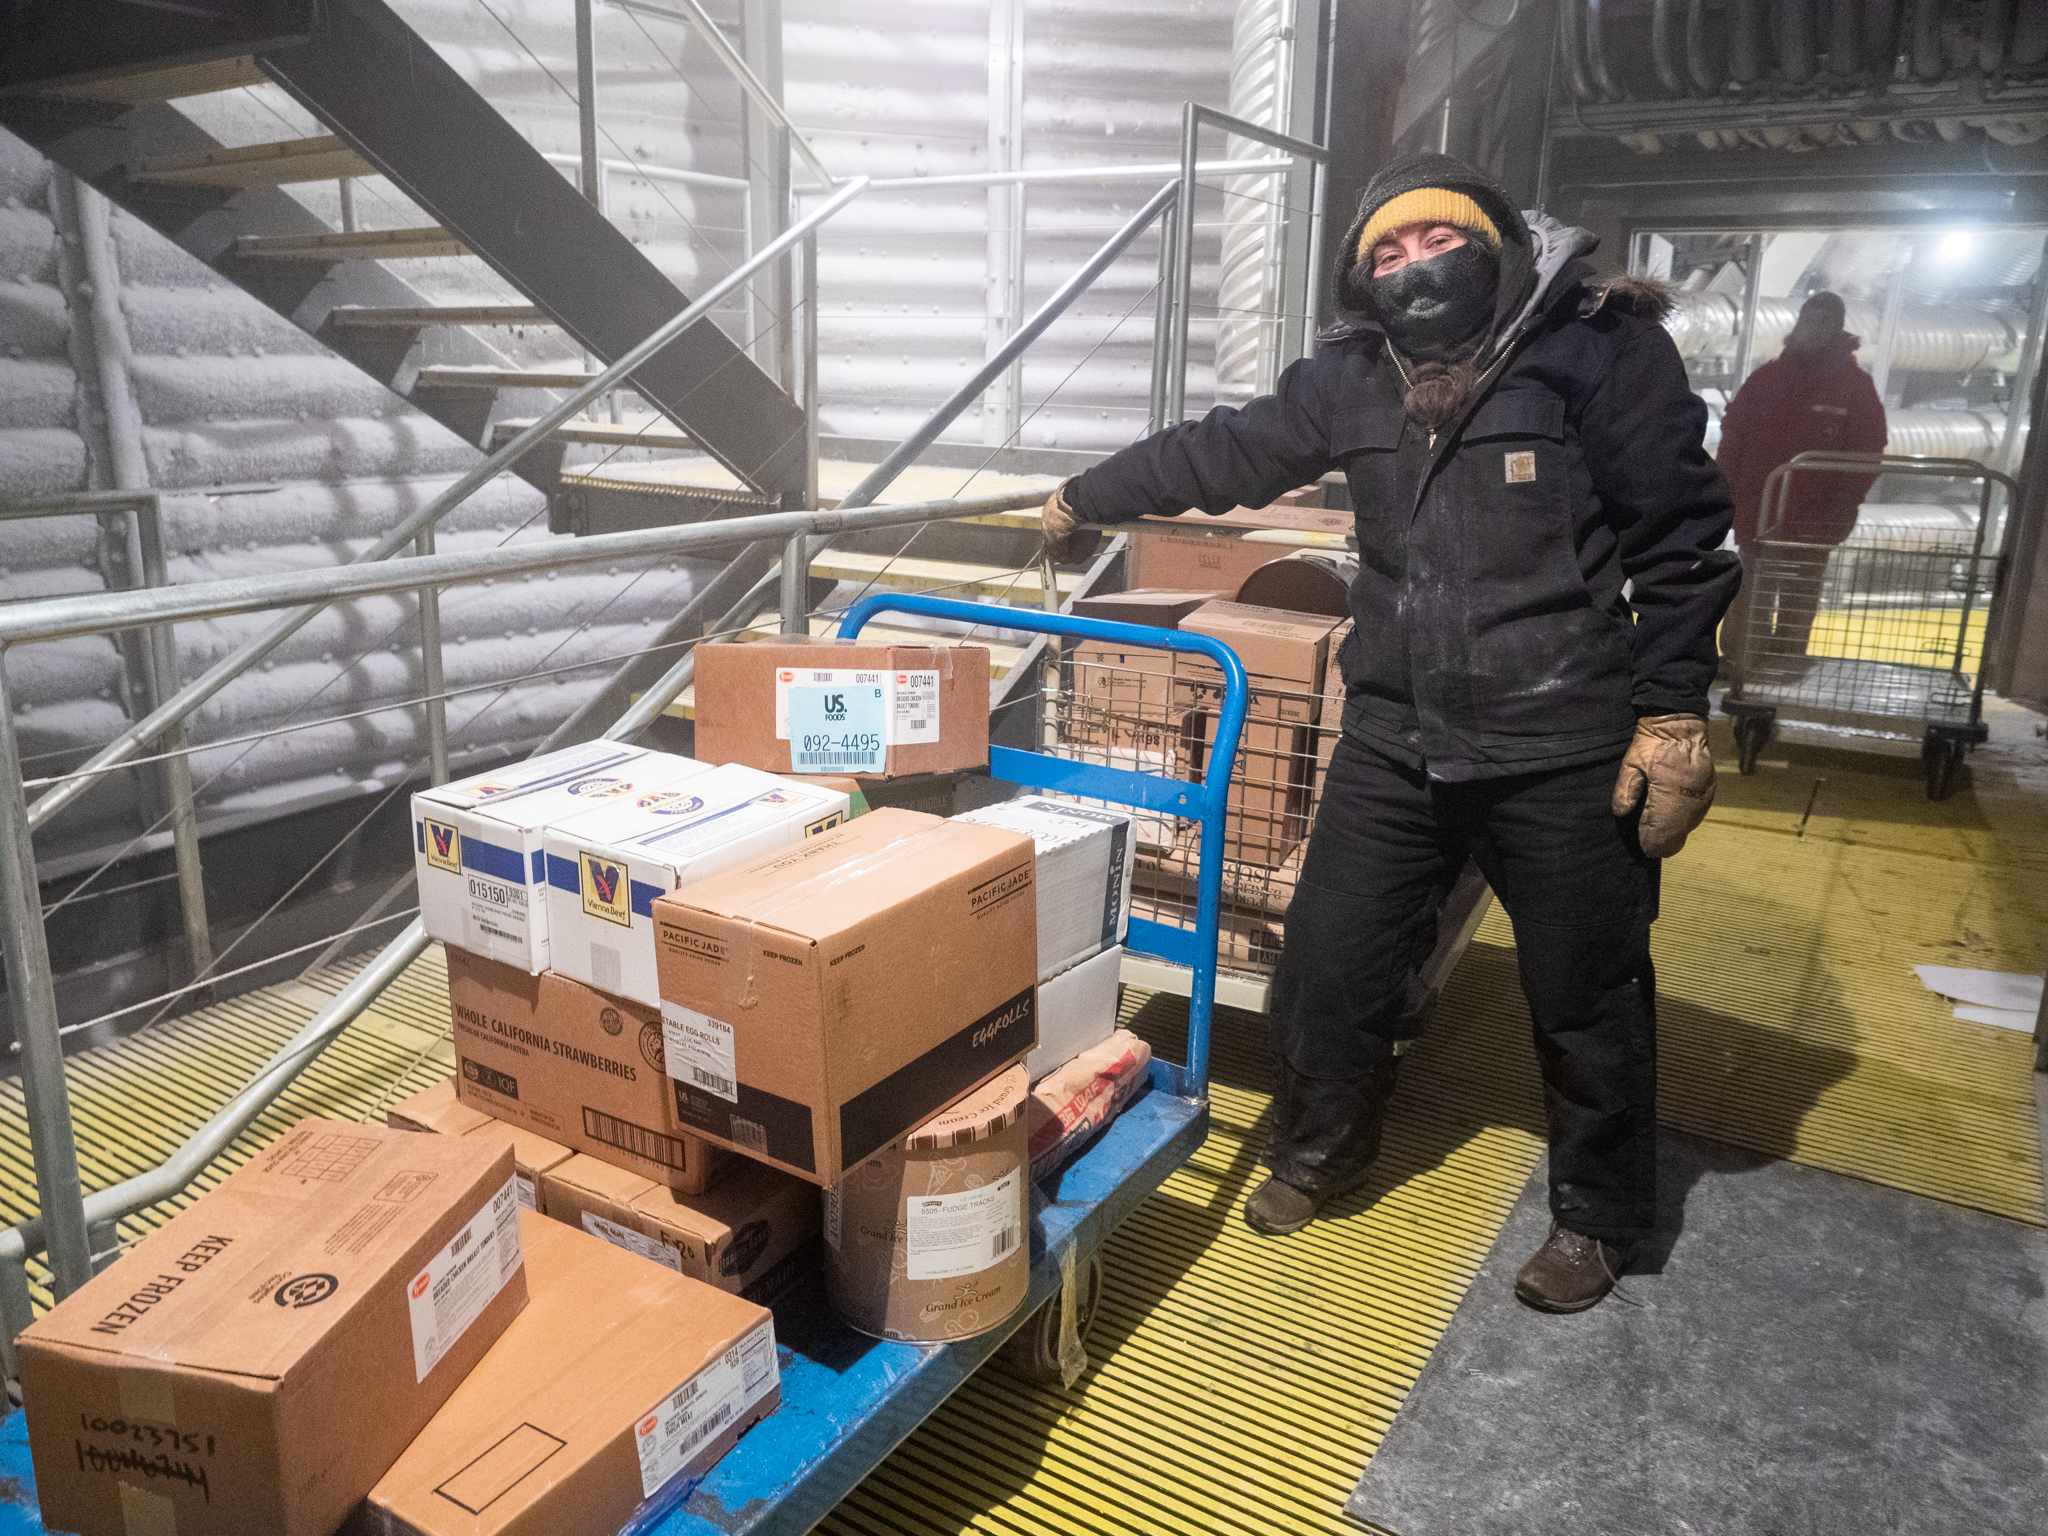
[{"x1": 1716, "y1": 333, "x2": 1888, "y2": 546}]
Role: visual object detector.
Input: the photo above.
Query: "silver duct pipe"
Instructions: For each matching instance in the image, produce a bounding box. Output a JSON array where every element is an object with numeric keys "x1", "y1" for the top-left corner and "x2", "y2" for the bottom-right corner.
[
  {"x1": 1665, "y1": 291, "x2": 2016, "y2": 374},
  {"x1": 1215, "y1": 0, "x2": 1290, "y2": 403},
  {"x1": 1652, "y1": 0, "x2": 1687, "y2": 93},
  {"x1": 1685, "y1": 0, "x2": 1720, "y2": 89},
  {"x1": 1880, "y1": 407, "x2": 2006, "y2": 459}
]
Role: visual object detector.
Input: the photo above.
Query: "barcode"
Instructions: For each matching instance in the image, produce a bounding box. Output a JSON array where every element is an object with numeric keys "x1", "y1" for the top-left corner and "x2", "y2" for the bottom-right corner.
[
  {"x1": 678, "y1": 1400, "x2": 734, "y2": 1460},
  {"x1": 691, "y1": 1065, "x2": 733, "y2": 1095},
  {"x1": 990, "y1": 1224, "x2": 1019, "y2": 1258},
  {"x1": 582, "y1": 1107, "x2": 691, "y2": 1171},
  {"x1": 730, "y1": 1117, "x2": 768, "y2": 1154},
  {"x1": 796, "y1": 752, "x2": 876, "y2": 767}
]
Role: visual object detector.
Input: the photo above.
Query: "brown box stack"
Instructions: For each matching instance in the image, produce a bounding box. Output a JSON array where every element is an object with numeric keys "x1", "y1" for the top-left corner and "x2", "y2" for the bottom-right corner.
[
  {"x1": 18, "y1": 1121, "x2": 527, "y2": 1536},
  {"x1": 446, "y1": 949, "x2": 727, "y2": 1195},
  {"x1": 653, "y1": 807, "x2": 1038, "y2": 1185},
  {"x1": 693, "y1": 637, "x2": 990, "y2": 778},
  {"x1": 360, "y1": 1211, "x2": 779, "y2": 1536},
  {"x1": 540, "y1": 1152, "x2": 821, "y2": 1304},
  {"x1": 1124, "y1": 492, "x2": 1347, "y2": 592}
]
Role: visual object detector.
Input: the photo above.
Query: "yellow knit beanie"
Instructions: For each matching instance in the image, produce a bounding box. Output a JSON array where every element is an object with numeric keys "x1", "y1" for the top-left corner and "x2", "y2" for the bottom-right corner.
[{"x1": 1356, "y1": 188, "x2": 1501, "y2": 260}]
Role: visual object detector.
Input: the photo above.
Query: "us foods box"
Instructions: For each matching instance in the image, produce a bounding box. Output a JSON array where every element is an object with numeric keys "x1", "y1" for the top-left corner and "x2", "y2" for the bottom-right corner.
[
  {"x1": 355, "y1": 1212, "x2": 778, "y2": 1536},
  {"x1": 540, "y1": 1152, "x2": 820, "y2": 1303},
  {"x1": 18, "y1": 1120, "x2": 527, "y2": 1536},
  {"x1": 413, "y1": 743, "x2": 714, "y2": 972},
  {"x1": 653, "y1": 808, "x2": 1038, "y2": 1185},
  {"x1": 693, "y1": 637, "x2": 990, "y2": 777},
  {"x1": 446, "y1": 948, "x2": 727, "y2": 1194},
  {"x1": 387, "y1": 1076, "x2": 576, "y2": 1213},
  {"x1": 542, "y1": 764, "x2": 850, "y2": 1007}
]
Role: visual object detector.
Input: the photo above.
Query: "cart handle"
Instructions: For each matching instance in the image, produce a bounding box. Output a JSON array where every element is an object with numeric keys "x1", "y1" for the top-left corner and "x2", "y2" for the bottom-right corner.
[{"x1": 835, "y1": 591, "x2": 1250, "y2": 1101}]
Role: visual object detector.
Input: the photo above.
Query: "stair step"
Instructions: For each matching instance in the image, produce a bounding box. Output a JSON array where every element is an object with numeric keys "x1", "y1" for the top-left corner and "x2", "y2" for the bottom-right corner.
[
  {"x1": 508, "y1": 419, "x2": 693, "y2": 450},
  {"x1": 235, "y1": 226, "x2": 469, "y2": 261},
  {"x1": 417, "y1": 366, "x2": 608, "y2": 392},
  {"x1": 330, "y1": 305, "x2": 553, "y2": 329},
  {"x1": 129, "y1": 133, "x2": 373, "y2": 187},
  {"x1": 50, "y1": 54, "x2": 268, "y2": 105},
  {"x1": 809, "y1": 550, "x2": 1077, "y2": 602}
]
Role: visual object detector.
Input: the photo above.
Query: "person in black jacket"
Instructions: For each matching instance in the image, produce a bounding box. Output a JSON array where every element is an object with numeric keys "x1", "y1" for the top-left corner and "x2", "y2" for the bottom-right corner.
[{"x1": 1041, "y1": 154, "x2": 1739, "y2": 1313}]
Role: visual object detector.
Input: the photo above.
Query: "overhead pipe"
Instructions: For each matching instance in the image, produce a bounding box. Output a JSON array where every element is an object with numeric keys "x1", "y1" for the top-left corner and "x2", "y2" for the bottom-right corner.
[
  {"x1": 1827, "y1": 0, "x2": 1860, "y2": 75},
  {"x1": 1584, "y1": 0, "x2": 1623, "y2": 99},
  {"x1": 1778, "y1": 0, "x2": 1817, "y2": 82},
  {"x1": 1980, "y1": 0, "x2": 2015, "y2": 71},
  {"x1": 1651, "y1": 0, "x2": 1688, "y2": 93},
  {"x1": 1731, "y1": 0, "x2": 1766, "y2": 83},
  {"x1": 1685, "y1": 0, "x2": 1722, "y2": 90},
  {"x1": 1560, "y1": 0, "x2": 1596, "y2": 101},
  {"x1": 1865, "y1": 0, "x2": 1902, "y2": 74},
  {"x1": 1912, "y1": 0, "x2": 1945, "y2": 79}
]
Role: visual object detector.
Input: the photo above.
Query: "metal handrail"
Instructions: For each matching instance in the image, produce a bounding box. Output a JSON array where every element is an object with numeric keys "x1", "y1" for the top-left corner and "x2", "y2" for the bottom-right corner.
[
  {"x1": 14, "y1": 175, "x2": 872, "y2": 837},
  {"x1": 0, "y1": 487, "x2": 1052, "y2": 1331}
]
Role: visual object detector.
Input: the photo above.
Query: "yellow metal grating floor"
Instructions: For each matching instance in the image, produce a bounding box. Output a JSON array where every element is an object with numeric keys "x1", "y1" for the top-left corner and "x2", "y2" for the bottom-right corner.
[{"x1": 0, "y1": 718, "x2": 2038, "y2": 1531}]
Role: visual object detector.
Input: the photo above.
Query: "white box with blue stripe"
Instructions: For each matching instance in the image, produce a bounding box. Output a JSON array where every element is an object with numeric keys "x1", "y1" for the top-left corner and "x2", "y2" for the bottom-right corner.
[
  {"x1": 541, "y1": 764, "x2": 851, "y2": 1007},
  {"x1": 412, "y1": 743, "x2": 714, "y2": 972}
]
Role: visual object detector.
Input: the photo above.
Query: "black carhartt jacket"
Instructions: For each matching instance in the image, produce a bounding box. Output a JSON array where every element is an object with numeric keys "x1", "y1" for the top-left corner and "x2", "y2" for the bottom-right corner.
[{"x1": 1067, "y1": 196, "x2": 1740, "y2": 782}]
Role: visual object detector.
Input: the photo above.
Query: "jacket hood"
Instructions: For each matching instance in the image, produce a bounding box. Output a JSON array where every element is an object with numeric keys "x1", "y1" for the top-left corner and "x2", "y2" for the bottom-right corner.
[{"x1": 1330, "y1": 155, "x2": 1597, "y2": 364}]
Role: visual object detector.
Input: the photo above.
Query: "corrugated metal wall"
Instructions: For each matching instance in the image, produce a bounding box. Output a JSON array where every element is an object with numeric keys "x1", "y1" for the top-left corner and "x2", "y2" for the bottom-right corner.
[{"x1": 0, "y1": 0, "x2": 1241, "y2": 877}]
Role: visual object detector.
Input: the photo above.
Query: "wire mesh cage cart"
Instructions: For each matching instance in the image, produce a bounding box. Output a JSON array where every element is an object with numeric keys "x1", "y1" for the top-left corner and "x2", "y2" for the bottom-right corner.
[{"x1": 1721, "y1": 451, "x2": 2015, "y2": 800}]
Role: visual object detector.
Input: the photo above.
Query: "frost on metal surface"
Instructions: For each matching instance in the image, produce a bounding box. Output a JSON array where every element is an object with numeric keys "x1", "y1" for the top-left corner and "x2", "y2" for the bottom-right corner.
[{"x1": 0, "y1": 128, "x2": 721, "y2": 876}]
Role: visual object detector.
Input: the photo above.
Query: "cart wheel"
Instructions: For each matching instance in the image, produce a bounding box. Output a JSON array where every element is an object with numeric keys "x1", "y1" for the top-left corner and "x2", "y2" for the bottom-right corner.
[
  {"x1": 1731, "y1": 709, "x2": 1775, "y2": 775},
  {"x1": 1922, "y1": 733, "x2": 1968, "y2": 802},
  {"x1": 1002, "y1": 1249, "x2": 1103, "y2": 1385}
]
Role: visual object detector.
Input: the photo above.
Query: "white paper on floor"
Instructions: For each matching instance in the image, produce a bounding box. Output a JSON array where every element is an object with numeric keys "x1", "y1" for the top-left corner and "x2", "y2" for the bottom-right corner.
[{"x1": 1912, "y1": 965, "x2": 2044, "y2": 1033}]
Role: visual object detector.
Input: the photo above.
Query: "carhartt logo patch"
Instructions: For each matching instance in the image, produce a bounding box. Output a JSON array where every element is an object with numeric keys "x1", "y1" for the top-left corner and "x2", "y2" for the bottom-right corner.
[{"x1": 1505, "y1": 451, "x2": 1537, "y2": 484}]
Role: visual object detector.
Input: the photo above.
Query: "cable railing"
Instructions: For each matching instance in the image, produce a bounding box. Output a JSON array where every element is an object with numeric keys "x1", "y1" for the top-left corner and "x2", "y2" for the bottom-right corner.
[{"x1": 0, "y1": 99, "x2": 1329, "y2": 1355}]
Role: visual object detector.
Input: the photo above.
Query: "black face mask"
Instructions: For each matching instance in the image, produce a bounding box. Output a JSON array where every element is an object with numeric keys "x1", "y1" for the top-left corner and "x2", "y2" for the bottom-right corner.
[{"x1": 1363, "y1": 241, "x2": 1499, "y2": 361}]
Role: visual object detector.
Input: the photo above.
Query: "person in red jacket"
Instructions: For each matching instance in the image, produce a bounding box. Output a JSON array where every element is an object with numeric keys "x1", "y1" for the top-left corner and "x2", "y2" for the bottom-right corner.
[{"x1": 1716, "y1": 291, "x2": 1887, "y2": 679}]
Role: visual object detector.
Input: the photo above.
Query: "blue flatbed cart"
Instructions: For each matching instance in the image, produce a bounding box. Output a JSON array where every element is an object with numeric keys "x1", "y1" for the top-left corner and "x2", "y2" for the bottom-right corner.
[{"x1": 0, "y1": 596, "x2": 1250, "y2": 1536}]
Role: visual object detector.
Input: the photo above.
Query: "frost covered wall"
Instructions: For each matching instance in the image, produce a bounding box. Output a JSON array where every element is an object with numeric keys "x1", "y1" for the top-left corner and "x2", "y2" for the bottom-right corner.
[{"x1": 0, "y1": 133, "x2": 716, "y2": 879}]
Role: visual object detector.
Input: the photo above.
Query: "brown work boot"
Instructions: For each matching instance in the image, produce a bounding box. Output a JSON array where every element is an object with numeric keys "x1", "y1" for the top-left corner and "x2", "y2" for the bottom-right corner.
[
  {"x1": 1242, "y1": 1170, "x2": 1371, "y2": 1237},
  {"x1": 1514, "y1": 1222, "x2": 1629, "y2": 1313}
]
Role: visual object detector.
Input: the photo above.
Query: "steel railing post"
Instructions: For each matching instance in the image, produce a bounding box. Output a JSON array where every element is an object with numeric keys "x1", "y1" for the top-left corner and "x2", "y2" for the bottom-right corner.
[
  {"x1": 1149, "y1": 184, "x2": 1175, "y2": 436},
  {"x1": 1167, "y1": 102, "x2": 1200, "y2": 427},
  {"x1": 0, "y1": 651, "x2": 93, "y2": 1299},
  {"x1": 133, "y1": 498, "x2": 213, "y2": 987},
  {"x1": 801, "y1": 227, "x2": 820, "y2": 508},
  {"x1": 575, "y1": 0, "x2": 603, "y2": 214},
  {"x1": 414, "y1": 527, "x2": 450, "y2": 786},
  {"x1": 780, "y1": 530, "x2": 810, "y2": 635}
]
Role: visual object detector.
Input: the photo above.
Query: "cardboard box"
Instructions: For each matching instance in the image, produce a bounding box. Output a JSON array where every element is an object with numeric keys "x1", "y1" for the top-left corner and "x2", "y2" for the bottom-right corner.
[
  {"x1": 19, "y1": 1121, "x2": 527, "y2": 1536},
  {"x1": 413, "y1": 744, "x2": 714, "y2": 973},
  {"x1": 694, "y1": 638, "x2": 991, "y2": 777},
  {"x1": 388, "y1": 1077, "x2": 575, "y2": 1213},
  {"x1": 358, "y1": 1211, "x2": 778, "y2": 1536},
  {"x1": 540, "y1": 1153, "x2": 821, "y2": 1304},
  {"x1": 654, "y1": 808, "x2": 1037, "y2": 1185},
  {"x1": 1067, "y1": 588, "x2": 1229, "y2": 630},
  {"x1": 446, "y1": 948, "x2": 727, "y2": 1194},
  {"x1": 953, "y1": 797, "x2": 1133, "y2": 981},
  {"x1": 1135, "y1": 834, "x2": 1304, "y2": 919},
  {"x1": 1200, "y1": 710, "x2": 1313, "y2": 867},
  {"x1": 1126, "y1": 496, "x2": 1350, "y2": 593},
  {"x1": 1174, "y1": 601, "x2": 1344, "y2": 722},
  {"x1": 542, "y1": 766, "x2": 851, "y2": 1006},
  {"x1": 1027, "y1": 943, "x2": 1124, "y2": 1081}
]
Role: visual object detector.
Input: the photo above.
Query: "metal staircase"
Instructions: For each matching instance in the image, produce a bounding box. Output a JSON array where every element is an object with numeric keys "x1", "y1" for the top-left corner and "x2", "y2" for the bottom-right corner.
[{"x1": 0, "y1": 0, "x2": 806, "y2": 509}]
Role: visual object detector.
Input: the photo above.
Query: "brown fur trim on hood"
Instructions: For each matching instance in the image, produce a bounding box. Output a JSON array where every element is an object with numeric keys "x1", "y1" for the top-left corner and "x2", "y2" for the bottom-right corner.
[{"x1": 1588, "y1": 273, "x2": 1674, "y2": 322}]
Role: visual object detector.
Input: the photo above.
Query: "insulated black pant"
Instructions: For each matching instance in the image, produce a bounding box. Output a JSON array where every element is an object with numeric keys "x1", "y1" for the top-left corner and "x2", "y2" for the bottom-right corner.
[{"x1": 1268, "y1": 735, "x2": 1660, "y2": 1246}]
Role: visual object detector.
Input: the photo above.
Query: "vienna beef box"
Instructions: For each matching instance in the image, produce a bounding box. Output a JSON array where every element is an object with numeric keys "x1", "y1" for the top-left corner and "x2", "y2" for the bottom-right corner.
[
  {"x1": 653, "y1": 808, "x2": 1037, "y2": 1184},
  {"x1": 446, "y1": 948, "x2": 727, "y2": 1195},
  {"x1": 18, "y1": 1121, "x2": 526, "y2": 1536}
]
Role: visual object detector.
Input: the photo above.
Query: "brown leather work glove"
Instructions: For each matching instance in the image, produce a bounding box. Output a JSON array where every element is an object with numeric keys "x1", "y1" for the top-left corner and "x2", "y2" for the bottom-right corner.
[
  {"x1": 1040, "y1": 481, "x2": 1102, "y2": 565},
  {"x1": 1612, "y1": 713, "x2": 1716, "y2": 858}
]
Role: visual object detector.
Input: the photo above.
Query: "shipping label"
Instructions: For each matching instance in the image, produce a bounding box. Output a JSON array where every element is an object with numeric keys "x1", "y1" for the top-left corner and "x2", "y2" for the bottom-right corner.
[
  {"x1": 634, "y1": 1320, "x2": 779, "y2": 1499},
  {"x1": 581, "y1": 1211, "x2": 683, "y2": 1272},
  {"x1": 406, "y1": 1177, "x2": 523, "y2": 1382},
  {"x1": 662, "y1": 1001, "x2": 740, "y2": 1104},
  {"x1": 772, "y1": 667, "x2": 940, "y2": 748},
  {"x1": 903, "y1": 1171, "x2": 1022, "y2": 1280}
]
